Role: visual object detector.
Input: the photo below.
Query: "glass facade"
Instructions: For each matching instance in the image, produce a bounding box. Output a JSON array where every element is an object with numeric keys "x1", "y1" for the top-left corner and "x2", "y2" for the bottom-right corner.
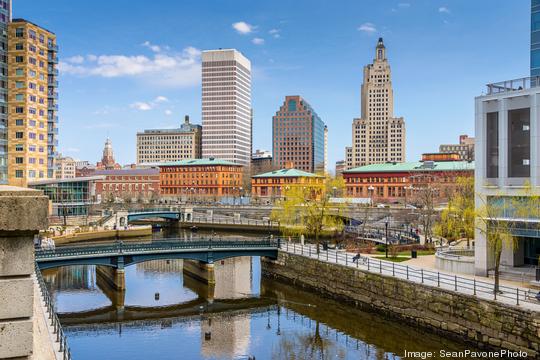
[
  {"x1": 533, "y1": 0, "x2": 540, "y2": 77},
  {"x1": 29, "y1": 179, "x2": 95, "y2": 217},
  {"x1": 486, "y1": 112, "x2": 499, "y2": 178},
  {"x1": 0, "y1": 1, "x2": 9, "y2": 184},
  {"x1": 508, "y1": 108, "x2": 530, "y2": 178}
]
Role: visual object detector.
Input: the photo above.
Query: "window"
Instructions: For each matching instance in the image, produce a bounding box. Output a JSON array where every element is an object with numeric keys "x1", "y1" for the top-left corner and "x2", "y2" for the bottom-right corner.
[
  {"x1": 15, "y1": 56, "x2": 23, "y2": 63},
  {"x1": 486, "y1": 111, "x2": 499, "y2": 178},
  {"x1": 15, "y1": 119, "x2": 23, "y2": 126},
  {"x1": 15, "y1": 157, "x2": 23, "y2": 164},
  {"x1": 15, "y1": 81, "x2": 24, "y2": 88},
  {"x1": 15, "y1": 144, "x2": 23, "y2": 151},
  {"x1": 15, "y1": 94, "x2": 23, "y2": 101},
  {"x1": 15, "y1": 132, "x2": 23, "y2": 139},
  {"x1": 15, "y1": 68, "x2": 23, "y2": 76},
  {"x1": 15, "y1": 27, "x2": 24, "y2": 38},
  {"x1": 508, "y1": 108, "x2": 530, "y2": 178},
  {"x1": 15, "y1": 170, "x2": 23, "y2": 178},
  {"x1": 15, "y1": 43, "x2": 23, "y2": 50}
]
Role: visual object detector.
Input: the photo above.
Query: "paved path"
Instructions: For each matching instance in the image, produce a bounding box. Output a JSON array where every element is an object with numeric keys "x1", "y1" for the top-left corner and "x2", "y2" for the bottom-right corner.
[{"x1": 281, "y1": 242, "x2": 540, "y2": 311}]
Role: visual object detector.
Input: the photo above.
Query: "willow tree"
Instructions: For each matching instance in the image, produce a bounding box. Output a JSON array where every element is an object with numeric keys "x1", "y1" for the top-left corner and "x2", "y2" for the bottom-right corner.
[
  {"x1": 434, "y1": 176, "x2": 475, "y2": 245},
  {"x1": 271, "y1": 175, "x2": 346, "y2": 253},
  {"x1": 476, "y1": 183, "x2": 540, "y2": 293}
]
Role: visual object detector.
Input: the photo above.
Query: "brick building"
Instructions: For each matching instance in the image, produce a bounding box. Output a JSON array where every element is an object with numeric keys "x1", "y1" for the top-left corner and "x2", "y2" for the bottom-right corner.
[
  {"x1": 343, "y1": 158, "x2": 474, "y2": 204},
  {"x1": 251, "y1": 167, "x2": 324, "y2": 202},
  {"x1": 159, "y1": 158, "x2": 243, "y2": 199},
  {"x1": 93, "y1": 168, "x2": 160, "y2": 202}
]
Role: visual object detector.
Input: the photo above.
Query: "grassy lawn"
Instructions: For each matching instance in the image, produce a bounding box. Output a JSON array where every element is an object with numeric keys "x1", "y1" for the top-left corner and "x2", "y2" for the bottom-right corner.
[
  {"x1": 373, "y1": 256, "x2": 411, "y2": 263},
  {"x1": 373, "y1": 249, "x2": 435, "y2": 257}
]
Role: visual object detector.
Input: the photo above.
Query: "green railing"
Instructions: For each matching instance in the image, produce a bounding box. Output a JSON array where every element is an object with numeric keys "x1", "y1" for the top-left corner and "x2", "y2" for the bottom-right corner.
[{"x1": 35, "y1": 238, "x2": 279, "y2": 260}]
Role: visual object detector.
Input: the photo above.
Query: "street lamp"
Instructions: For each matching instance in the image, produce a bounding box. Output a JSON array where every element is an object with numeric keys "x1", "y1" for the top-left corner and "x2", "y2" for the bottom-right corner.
[
  {"x1": 332, "y1": 186, "x2": 337, "y2": 198},
  {"x1": 385, "y1": 220, "x2": 389, "y2": 258}
]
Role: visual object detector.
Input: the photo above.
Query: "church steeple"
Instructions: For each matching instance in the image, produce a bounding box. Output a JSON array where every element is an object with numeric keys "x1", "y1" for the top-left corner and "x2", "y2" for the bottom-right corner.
[{"x1": 375, "y1": 37, "x2": 386, "y2": 61}]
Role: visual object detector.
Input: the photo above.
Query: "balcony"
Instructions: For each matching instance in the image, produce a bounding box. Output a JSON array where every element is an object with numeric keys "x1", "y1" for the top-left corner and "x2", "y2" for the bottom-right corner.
[
  {"x1": 48, "y1": 56, "x2": 58, "y2": 64},
  {"x1": 48, "y1": 80, "x2": 59, "y2": 87},
  {"x1": 47, "y1": 68, "x2": 58, "y2": 76},
  {"x1": 47, "y1": 92, "x2": 58, "y2": 100},
  {"x1": 486, "y1": 76, "x2": 540, "y2": 95},
  {"x1": 48, "y1": 103, "x2": 58, "y2": 111},
  {"x1": 48, "y1": 43, "x2": 58, "y2": 52}
]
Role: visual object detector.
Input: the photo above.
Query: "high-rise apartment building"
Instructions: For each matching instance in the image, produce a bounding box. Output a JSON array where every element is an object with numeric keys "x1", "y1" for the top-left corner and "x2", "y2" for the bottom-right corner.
[
  {"x1": 348, "y1": 38, "x2": 405, "y2": 169},
  {"x1": 7, "y1": 19, "x2": 58, "y2": 187},
  {"x1": 201, "y1": 49, "x2": 252, "y2": 166},
  {"x1": 0, "y1": 1, "x2": 10, "y2": 184},
  {"x1": 532, "y1": 0, "x2": 540, "y2": 77},
  {"x1": 272, "y1": 96, "x2": 326, "y2": 173},
  {"x1": 136, "y1": 115, "x2": 202, "y2": 164}
]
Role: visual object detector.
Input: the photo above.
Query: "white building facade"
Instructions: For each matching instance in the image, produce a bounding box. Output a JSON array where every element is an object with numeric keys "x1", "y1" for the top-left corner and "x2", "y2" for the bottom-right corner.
[
  {"x1": 475, "y1": 77, "x2": 540, "y2": 275},
  {"x1": 201, "y1": 49, "x2": 252, "y2": 166}
]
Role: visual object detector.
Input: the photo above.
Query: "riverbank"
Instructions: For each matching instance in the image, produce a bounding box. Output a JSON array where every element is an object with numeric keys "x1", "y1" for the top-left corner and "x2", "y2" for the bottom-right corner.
[
  {"x1": 262, "y1": 250, "x2": 540, "y2": 357},
  {"x1": 52, "y1": 226, "x2": 152, "y2": 245}
]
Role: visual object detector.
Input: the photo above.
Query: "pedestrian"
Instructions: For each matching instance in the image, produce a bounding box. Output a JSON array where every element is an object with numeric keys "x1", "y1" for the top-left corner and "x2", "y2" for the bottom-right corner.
[{"x1": 352, "y1": 253, "x2": 360, "y2": 263}]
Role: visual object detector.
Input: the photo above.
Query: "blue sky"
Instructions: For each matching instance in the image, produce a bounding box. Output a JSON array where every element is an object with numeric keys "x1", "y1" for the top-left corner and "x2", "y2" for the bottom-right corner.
[{"x1": 15, "y1": 0, "x2": 529, "y2": 170}]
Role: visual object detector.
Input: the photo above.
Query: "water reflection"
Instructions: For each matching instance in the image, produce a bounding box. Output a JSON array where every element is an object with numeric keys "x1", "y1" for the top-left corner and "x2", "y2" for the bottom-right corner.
[{"x1": 44, "y1": 256, "x2": 475, "y2": 360}]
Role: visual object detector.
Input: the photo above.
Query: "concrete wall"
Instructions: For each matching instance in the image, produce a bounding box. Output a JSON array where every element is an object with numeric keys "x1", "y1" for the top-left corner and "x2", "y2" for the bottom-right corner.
[
  {"x1": 262, "y1": 252, "x2": 540, "y2": 356},
  {"x1": 0, "y1": 186, "x2": 49, "y2": 359}
]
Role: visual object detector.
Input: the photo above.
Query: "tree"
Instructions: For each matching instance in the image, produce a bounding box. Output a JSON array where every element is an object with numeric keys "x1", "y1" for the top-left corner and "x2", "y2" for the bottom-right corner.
[
  {"x1": 412, "y1": 184, "x2": 437, "y2": 241},
  {"x1": 476, "y1": 183, "x2": 540, "y2": 293},
  {"x1": 434, "y1": 176, "x2": 475, "y2": 245},
  {"x1": 271, "y1": 175, "x2": 346, "y2": 253}
]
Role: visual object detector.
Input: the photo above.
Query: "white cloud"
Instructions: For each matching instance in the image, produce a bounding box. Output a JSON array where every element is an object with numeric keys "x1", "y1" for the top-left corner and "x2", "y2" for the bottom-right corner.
[
  {"x1": 142, "y1": 41, "x2": 161, "y2": 52},
  {"x1": 269, "y1": 29, "x2": 280, "y2": 38},
  {"x1": 164, "y1": 110, "x2": 172, "y2": 116},
  {"x1": 232, "y1": 21, "x2": 255, "y2": 34},
  {"x1": 252, "y1": 37, "x2": 265, "y2": 45},
  {"x1": 398, "y1": 2, "x2": 410, "y2": 7},
  {"x1": 66, "y1": 55, "x2": 84, "y2": 64},
  {"x1": 439, "y1": 6, "x2": 450, "y2": 13},
  {"x1": 58, "y1": 46, "x2": 201, "y2": 88},
  {"x1": 65, "y1": 147, "x2": 80, "y2": 153},
  {"x1": 130, "y1": 102, "x2": 152, "y2": 111},
  {"x1": 358, "y1": 22, "x2": 377, "y2": 34},
  {"x1": 154, "y1": 96, "x2": 168, "y2": 103}
]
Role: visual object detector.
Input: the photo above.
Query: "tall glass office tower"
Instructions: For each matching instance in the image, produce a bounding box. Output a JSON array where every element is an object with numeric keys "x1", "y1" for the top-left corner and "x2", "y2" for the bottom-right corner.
[
  {"x1": 0, "y1": 0, "x2": 10, "y2": 184},
  {"x1": 532, "y1": 0, "x2": 540, "y2": 77}
]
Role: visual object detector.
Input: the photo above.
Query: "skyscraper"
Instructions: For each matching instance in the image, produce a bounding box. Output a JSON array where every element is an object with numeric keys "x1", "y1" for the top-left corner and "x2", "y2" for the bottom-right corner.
[
  {"x1": 7, "y1": 19, "x2": 58, "y2": 187},
  {"x1": 348, "y1": 38, "x2": 405, "y2": 169},
  {"x1": 272, "y1": 95, "x2": 326, "y2": 173},
  {"x1": 201, "y1": 49, "x2": 252, "y2": 166},
  {"x1": 0, "y1": 1, "x2": 10, "y2": 184},
  {"x1": 532, "y1": 0, "x2": 540, "y2": 77}
]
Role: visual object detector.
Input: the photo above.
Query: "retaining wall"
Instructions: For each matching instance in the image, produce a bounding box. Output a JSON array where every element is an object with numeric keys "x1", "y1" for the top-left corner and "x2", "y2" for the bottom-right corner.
[{"x1": 262, "y1": 251, "x2": 540, "y2": 356}]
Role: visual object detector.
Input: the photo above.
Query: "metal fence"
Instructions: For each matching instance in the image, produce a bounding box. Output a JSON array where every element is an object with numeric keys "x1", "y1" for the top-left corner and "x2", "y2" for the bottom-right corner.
[
  {"x1": 36, "y1": 238, "x2": 280, "y2": 260},
  {"x1": 191, "y1": 216, "x2": 279, "y2": 227},
  {"x1": 34, "y1": 263, "x2": 72, "y2": 360},
  {"x1": 281, "y1": 242, "x2": 540, "y2": 307}
]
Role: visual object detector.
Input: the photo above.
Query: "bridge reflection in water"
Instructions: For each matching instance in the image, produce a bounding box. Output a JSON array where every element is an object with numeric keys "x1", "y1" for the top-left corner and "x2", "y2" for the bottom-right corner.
[{"x1": 43, "y1": 257, "x2": 473, "y2": 360}]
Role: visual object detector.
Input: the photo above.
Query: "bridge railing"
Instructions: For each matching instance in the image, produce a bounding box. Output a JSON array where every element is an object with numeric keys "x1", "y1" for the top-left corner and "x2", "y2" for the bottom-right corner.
[
  {"x1": 281, "y1": 242, "x2": 540, "y2": 308},
  {"x1": 35, "y1": 238, "x2": 280, "y2": 260},
  {"x1": 191, "y1": 216, "x2": 279, "y2": 227},
  {"x1": 34, "y1": 263, "x2": 72, "y2": 360}
]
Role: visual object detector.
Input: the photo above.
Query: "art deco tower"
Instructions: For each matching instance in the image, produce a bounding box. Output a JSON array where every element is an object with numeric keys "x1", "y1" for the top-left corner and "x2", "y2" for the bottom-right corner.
[{"x1": 348, "y1": 38, "x2": 405, "y2": 168}]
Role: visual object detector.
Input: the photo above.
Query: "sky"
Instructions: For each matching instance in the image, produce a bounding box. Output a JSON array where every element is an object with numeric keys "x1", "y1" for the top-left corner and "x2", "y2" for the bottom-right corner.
[{"x1": 14, "y1": 0, "x2": 530, "y2": 171}]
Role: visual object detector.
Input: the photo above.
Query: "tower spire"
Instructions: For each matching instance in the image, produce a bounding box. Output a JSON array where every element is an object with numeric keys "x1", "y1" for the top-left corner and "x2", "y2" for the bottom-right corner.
[{"x1": 376, "y1": 37, "x2": 386, "y2": 61}]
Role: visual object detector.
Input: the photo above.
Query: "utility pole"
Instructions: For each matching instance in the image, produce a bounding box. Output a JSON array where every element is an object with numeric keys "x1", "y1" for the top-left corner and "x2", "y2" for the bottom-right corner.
[{"x1": 385, "y1": 220, "x2": 389, "y2": 258}]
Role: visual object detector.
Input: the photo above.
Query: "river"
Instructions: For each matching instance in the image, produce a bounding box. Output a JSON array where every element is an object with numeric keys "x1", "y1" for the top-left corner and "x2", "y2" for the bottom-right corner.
[{"x1": 42, "y1": 229, "x2": 475, "y2": 360}]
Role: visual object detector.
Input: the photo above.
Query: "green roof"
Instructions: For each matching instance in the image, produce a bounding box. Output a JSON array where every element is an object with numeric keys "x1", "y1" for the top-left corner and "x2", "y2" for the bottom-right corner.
[
  {"x1": 158, "y1": 158, "x2": 241, "y2": 167},
  {"x1": 343, "y1": 161, "x2": 474, "y2": 174},
  {"x1": 253, "y1": 168, "x2": 323, "y2": 178}
]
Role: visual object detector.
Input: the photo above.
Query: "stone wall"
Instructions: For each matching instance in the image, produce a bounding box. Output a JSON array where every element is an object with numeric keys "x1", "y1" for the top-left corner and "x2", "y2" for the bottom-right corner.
[{"x1": 262, "y1": 251, "x2": 540, "y2": 357}]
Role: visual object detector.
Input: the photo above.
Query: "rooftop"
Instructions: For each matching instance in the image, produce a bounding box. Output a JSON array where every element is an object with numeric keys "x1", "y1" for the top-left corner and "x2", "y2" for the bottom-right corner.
[
  {"x1": 158, "y1": 158, "x2": 241, "y2": 167},
  {"x1": 344, "y1": 161, "x2": 474, "y2": 174},
  {"x1": 253, "y1": 168, "x2": 323, "y2": 178},
  {"x1": 28, "y1": 176, "x2": 106, "y2": 186},
  {"x1": 485, "y1": 76, "x2": 539, "y2": 95},
  {"x1": 93, "y1": 168, "x2": 159, "y2": 176}
]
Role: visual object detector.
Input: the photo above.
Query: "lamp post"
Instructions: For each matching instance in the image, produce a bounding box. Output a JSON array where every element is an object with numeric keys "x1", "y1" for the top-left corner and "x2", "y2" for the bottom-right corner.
[
  {"x1": 332, "y1": 186, "x2": 337, "y2": 198},
  {"x1": 385, "y1": 220, "x2": 389, "y2": 258}
]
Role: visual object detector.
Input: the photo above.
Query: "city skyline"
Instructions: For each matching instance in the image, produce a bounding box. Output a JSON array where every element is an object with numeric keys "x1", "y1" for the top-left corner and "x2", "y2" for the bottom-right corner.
[{"x1": 13, "y1": 0, "x2": 530, "y2": 170}]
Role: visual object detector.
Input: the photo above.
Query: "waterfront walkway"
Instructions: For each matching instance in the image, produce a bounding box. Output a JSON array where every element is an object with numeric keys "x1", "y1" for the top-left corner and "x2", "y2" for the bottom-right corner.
[{"x1": 280, "y1": 241, "x2": 540, "y2": 311}]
